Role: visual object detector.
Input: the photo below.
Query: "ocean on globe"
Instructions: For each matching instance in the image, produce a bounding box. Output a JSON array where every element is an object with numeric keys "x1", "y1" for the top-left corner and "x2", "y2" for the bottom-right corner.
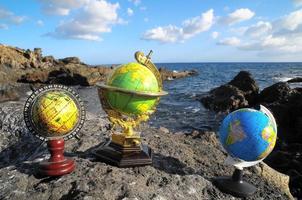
[
  {"x1": 219, "y1": 108, "x2": 277, "y2": 162},
  {"x1": 105, "y1": 62, "x2": 160, "y2": 115},
  {"x1": 31, "y1": 90, "x2": 79, "y2": 136}
]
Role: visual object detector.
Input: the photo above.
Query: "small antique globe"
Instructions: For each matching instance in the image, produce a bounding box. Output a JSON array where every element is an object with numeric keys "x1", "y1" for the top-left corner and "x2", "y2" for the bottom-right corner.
[
  {"x1": 219, "y1": 107, "x2": 277, "y2": 162},
  {"x1": 100, "y1": 62, "x2": 166, "y2": 116},
  {"x1": 24, "y1": 85, "x2": 85, "y2": 140}
]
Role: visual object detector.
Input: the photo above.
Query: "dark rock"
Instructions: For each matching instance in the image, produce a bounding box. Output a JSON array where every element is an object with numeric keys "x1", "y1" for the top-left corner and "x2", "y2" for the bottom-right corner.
[
  {"x1": 259, "y1": 82, "x2": 292, "y2": 103},
  {"x1": 200, "y1": 71, "x2": 259, "y2": 112},
  {"x1": 287, "y1": 77, "x2": 302, "y2": 83},
  {"x1": 200, "y1": 84, "x2": 248, "y2": 112},
  {"x1": 228, "y1": 71, "x2": 259, "y2": 104}
]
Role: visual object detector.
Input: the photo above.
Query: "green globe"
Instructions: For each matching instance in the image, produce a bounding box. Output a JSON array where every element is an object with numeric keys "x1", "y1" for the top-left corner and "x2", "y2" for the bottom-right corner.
[{"x1": 104, "y1": 62, "x2": 160, "y2": 115}]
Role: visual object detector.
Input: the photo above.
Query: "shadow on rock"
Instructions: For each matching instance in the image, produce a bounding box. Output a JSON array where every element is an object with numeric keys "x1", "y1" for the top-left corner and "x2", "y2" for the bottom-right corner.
[{"x1": 152, "y1": 153, "x2": 195, "y2": 175}]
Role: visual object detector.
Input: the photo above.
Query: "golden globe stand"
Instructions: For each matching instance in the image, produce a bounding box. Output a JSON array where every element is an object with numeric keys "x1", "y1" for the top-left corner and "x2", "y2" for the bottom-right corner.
[
  {"x1": 93, "y1": 51, "x2": 167, "y2": 167},
  {"x1": 24, "y1": 84, "x2": 86, "y2": 176}
]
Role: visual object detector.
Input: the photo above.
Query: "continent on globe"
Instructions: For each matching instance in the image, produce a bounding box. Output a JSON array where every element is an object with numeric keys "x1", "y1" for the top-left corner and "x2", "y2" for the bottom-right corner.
[
  {"x1": 219, "y1": 108, "x2": 277, "y2": 162},
  {"x1": 24, "y1": 84, "x2": 85, "y2": 140},
  {"x1": 104, "y1": 62, "x2": 160, "y2": 115},
  {"x1": 32, "y1": 91, "x2": 79, "y2": 135},
  {"x1": 225, "y1": 120, "x2": 246, "y2": 145}
]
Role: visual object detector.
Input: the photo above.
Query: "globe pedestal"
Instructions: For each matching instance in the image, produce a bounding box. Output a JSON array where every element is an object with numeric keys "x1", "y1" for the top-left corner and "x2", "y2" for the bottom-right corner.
[
  {"x1": 40, "y1": 139, "x2": 75, "y2": 176},
  {"x1": 93, "y1": 139, "x2": 152, "y2": 168},
  {"x1": 213, "y1": 168, "x2": 256, "y2": 198}
]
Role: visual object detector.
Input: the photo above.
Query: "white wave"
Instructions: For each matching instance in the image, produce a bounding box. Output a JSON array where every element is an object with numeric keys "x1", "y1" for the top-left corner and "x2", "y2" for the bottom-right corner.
[{"x1": 273, "y1": 76, "x2": 293, "y2": 82}]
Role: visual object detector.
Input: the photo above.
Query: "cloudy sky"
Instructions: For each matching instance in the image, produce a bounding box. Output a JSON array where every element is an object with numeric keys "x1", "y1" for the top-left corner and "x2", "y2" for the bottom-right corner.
[{"x1": 1, "y1": 0, "x2": 302, "y2": 64}]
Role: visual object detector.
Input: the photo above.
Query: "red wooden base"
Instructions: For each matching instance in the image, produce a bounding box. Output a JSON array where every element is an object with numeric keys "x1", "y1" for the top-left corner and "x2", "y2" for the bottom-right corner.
[{"x1": 39, "y1": 139, "x2": 75, "y2": 176}]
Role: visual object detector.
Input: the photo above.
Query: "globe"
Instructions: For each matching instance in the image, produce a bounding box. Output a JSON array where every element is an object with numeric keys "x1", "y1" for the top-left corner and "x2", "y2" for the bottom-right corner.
[
  {"x1": 219, "y1": 108, "x2": 277, "y2": 162},
  {"x1": 102, "y1": 62, "x2": 165, "y2": 115},
  {"x1": 24, "y1": 85, "x2": 85, "y2": 140}
]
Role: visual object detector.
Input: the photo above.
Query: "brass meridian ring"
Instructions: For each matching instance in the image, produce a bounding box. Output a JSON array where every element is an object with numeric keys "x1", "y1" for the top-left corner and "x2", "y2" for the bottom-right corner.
[{"x1": 96, "y1": 83, "x2": 168, "y2": 97}]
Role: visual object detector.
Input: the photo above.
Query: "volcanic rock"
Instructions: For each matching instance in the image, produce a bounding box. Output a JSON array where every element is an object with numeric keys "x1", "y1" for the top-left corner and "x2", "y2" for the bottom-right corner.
[
  {"x1": 200, "y1": 71, "x2": 259, "y2": 112},
  {"x1": 0, "y1": 86, "x2": 293, "y2": 200},
  {"x1": 287, "y1": 77, "x2": 302, "y2": 83}
]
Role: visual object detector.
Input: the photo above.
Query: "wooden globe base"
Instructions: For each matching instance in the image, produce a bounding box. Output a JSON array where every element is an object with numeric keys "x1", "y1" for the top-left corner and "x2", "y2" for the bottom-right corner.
[
  {"x1": 213, "y1": 168, "x2": 256, "y2": 198},
  {"x1": 39, "y1": 139, "x2": 75, "y2": 176},
  {"x1": 93, "y1": 140, "x2": 152, "y2": 168}
]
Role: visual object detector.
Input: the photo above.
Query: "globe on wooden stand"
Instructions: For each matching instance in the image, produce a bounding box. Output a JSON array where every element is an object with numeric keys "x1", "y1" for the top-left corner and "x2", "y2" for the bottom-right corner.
[
  {"x1": 94, "y1": 50, "x2": 168, "y2": 167},
  {"x1": 214, "y1": 106, "x2": 277, "y2": 197},
  {"x1": 24, "y1": 85, "x2": 85, "y2": 176}
]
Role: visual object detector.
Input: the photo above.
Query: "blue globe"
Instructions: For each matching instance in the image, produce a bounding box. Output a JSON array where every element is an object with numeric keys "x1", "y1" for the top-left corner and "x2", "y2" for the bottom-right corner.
[{"x1": 219, "y1": 108, "x2": 277, "y2": 162}]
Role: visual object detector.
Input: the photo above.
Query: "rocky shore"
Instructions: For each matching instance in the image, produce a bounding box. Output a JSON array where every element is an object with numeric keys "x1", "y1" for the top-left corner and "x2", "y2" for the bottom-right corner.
[
  {"x1": 0, "y1": 45, "x2": 197, "y2": 86},
  {"x1": 0, "y1": 86, "x2": 293, "y2": 200},
  {"x1": 200, "y1": 71, "x2": 302, "y2": 198}
]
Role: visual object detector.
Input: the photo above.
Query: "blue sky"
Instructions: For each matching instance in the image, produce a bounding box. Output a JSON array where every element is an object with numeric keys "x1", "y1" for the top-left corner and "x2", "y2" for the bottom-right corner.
[{"x1": 0, "y1": 0, "x2": 302, "y2": 64}]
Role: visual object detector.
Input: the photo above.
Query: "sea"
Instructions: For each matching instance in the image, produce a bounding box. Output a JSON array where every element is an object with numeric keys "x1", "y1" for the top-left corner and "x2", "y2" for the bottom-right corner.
[{"x1": 148, "y1": 63, "x2": 302, "y2": 133}]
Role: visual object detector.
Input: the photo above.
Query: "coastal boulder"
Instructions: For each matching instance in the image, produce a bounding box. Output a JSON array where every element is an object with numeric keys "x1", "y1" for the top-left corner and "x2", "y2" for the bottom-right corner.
[
  {"x1": 228, "y1": 71, "x2": 259, "y2": 105},
  {"x1": 200, "y1": 84, "x2": 248, "y2": 112},
  {"x1": 200, "y1": 71, "x2": 258, "y2": 112},
  {"x1": 259, "y1": 82, "x2": 292, "y2": 103}
]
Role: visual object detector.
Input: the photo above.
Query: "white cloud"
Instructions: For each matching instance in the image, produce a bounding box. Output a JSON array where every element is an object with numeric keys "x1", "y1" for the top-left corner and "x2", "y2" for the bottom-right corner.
[
  {"x1": 37, "y1": 20, "x2": 44, "y2": 26},
  {"x1": 0, "y1": 8, "x2": 26, "y2": 25},
  {"x1": 0, "y1": 23, "x2": 8, "y2": 29},
  {"x1": 217, "y1": 37, "x2": 241, "y2": 46},
  {"x1": 211, "y1": 31, "x2": 219, "y2": 39},
  {"x1": 129, "y1": 0, "x2": 141, "y2": 6},
  {"x1": 221, "y1": 8, "x2": 255, "y2": 25},
  {"x1": 142, "y1": 9, "x2": 214, "y2": 43},
  {"x1": 127, "y1": 8, "x2": 133, "y2": 16},
  {"x1": 38, "y1": 0, "x2": 88, "y2": 15},
  {"x1": 244, "y1": 21, "x2": 272, "y2": 38},
  {"x1": 274, "y1": 9, "x2": 302, "y2": 31},
  {"x1": 293, "y1": 0, "x2": 302, "y2": 7},
  {"x1": 225, "y1": 9, "x2": 302, "y2": 55},
  {"x1": 47, "y1": 0, "x2": 121, "y2": 41}
]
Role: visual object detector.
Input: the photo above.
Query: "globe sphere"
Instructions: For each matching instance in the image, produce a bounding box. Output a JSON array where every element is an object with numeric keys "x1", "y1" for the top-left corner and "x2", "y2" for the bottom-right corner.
[
  {"x1": 105, "y1": 62, "x2": 160, "y2": 115},
  {"x1": 219, "y1": 108, "x2": 277, "y2": 162}
]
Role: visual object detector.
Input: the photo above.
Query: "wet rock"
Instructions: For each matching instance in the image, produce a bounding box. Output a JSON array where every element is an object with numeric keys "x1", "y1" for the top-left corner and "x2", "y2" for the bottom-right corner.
[
  {"x1": 200, "y1": 71, "x2": 259, "y2": 112},
  {"x1": 287, "y1": 77, "x2": 302, "y2": 83},
  {"x1": 200, "y1": 84, "x2": 248, "y2": 112}
]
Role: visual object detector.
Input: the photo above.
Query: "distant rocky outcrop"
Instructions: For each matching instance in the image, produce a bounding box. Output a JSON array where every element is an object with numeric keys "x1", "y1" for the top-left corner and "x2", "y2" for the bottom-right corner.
[
  {"x1": 199, "y1": 71, "x2": 302, "y2": 198},
  {"x1": 159, "y1": 68, "x2": 198, "y2": 80},
  {"x1": 0, "y1": 45, "x2": 196, "y2": 86},
  {"x1": 0, "y1": 89, "x2": 293, "y2": 200}
]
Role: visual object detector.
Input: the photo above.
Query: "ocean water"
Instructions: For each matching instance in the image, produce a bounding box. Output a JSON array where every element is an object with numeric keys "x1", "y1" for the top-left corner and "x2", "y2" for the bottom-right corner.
[{"x1": 149, "y1": 63, "x2": 302, "y2": 133}]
